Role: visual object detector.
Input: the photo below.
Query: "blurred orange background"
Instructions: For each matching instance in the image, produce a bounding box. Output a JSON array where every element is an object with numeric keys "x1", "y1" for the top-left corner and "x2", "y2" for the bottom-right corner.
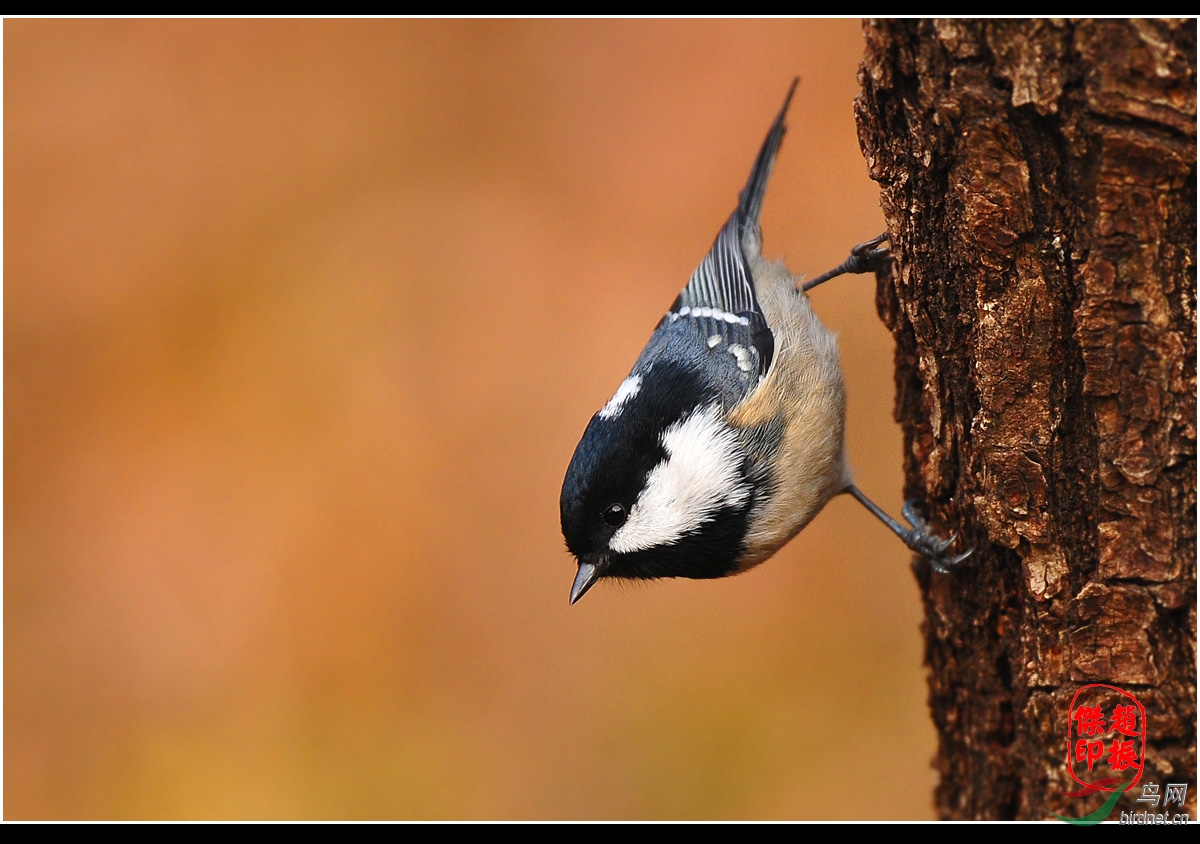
[{"x1": 5, "y1": 19, "x2": 936, "y2": 819}]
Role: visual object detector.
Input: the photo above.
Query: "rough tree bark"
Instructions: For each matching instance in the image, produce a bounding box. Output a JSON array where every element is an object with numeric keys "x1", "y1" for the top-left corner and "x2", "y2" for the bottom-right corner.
[{"x1": 854, "y1": 20, "x2": 1196, "y2": 820}]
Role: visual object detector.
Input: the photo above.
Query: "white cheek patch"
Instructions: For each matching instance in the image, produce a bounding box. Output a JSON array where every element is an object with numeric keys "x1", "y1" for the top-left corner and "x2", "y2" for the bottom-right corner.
[
  {"x1": 598, "y1": 374, "x2": 642, "y2": 420},
  {"x1": 609, "y1": 404, "x2": 750, "y2": 553}
]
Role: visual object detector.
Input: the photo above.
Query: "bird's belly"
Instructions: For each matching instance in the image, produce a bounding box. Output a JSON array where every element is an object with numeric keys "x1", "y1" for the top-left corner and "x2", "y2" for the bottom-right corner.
[{"x1": 729, "y1": 264, "x2": 850, "y2": 569}]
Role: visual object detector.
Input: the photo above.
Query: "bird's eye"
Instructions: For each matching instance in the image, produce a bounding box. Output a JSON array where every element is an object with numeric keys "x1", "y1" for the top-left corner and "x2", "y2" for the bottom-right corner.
[{"x1": 603, "y1": 503, "x2": 627, "y2": 527}]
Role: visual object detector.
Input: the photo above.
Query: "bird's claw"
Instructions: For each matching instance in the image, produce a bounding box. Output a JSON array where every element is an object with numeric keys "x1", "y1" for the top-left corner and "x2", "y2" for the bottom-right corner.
[
  {"x1": 801, "y1": 233, "x2": 894, "y2": 292},
  {"x1": 844, "y1": 233, "x2": 891, "y2": 275},
  {"x1": 900, "y1": 498, "x2": 973, "y2": 573}
]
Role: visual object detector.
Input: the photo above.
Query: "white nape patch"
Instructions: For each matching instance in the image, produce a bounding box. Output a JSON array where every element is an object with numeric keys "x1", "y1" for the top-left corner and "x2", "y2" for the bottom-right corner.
[
  {"x1": 598, "y1": 374, "x2": 642, "y2": 420},
  {"x1": 707, "y1": 334, "x2": 722, "y2": 349},
  {"x1": 609, "y1": 404, "x2": 750, "y2": 554},
  {"x1": 728, "y1": 343, "x2": 754, "y2": 372}
]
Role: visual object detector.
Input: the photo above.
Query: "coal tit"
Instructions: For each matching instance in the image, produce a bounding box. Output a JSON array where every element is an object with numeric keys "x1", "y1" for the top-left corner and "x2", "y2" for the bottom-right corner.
[{"x1": 560, "y1": 79, "x2": 971, "y2": 605}]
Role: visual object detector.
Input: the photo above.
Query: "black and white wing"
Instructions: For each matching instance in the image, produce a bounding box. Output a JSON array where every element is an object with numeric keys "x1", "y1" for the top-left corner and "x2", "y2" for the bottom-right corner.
[
  {"x1": 664, "y1": 214, "x2": 774, "y2": 387},
  {"x1": 660, "y1": 78, "x2": 798, "y2": 396}
]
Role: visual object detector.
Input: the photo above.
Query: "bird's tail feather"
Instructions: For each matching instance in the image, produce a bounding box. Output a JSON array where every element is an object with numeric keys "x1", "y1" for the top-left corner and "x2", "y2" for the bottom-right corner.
[{"x1": 737, "y1": 77, "x2": 798, "y2": 233}]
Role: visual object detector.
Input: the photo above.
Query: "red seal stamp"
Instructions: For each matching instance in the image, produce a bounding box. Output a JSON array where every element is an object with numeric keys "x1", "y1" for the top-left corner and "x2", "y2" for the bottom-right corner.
[{"x1": 1067, "y1": 684, "x2": 1145, "y2": 791}]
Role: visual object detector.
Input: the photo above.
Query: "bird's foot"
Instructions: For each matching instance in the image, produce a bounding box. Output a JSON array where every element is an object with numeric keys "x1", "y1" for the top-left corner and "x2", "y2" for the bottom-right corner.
[
  {"x1": 842, "y1": 233, "x2": 891, "y2": 275},
  {"x1": 801, "y1": 233, "x2": 893, "y2": 292},
  {"x1": 900, "y1": 499, "x2": 973, "y2": 574}
]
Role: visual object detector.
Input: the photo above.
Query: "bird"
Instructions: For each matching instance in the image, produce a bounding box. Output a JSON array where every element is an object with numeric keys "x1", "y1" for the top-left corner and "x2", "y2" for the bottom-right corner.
[{"x1": 559, "y1": 79, "x2": 971, "y2": 605}]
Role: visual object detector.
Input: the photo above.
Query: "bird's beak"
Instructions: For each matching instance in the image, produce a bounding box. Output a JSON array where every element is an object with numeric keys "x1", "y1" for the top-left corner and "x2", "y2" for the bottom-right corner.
[{"x1": 569, "y1": 560, "x2": 604, "y2": 605}]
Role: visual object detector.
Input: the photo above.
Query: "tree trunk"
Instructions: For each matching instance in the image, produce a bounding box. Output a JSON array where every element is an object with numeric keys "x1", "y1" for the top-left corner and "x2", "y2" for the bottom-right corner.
[{"x1": 854, "y1": 19, "x2": 1196, "y2": 821}]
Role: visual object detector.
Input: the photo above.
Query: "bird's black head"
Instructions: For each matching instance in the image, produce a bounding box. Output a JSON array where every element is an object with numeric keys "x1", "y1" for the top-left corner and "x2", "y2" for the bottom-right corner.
[{"x1": 560, "y1": 358, "x2": 755, "y2": 604}]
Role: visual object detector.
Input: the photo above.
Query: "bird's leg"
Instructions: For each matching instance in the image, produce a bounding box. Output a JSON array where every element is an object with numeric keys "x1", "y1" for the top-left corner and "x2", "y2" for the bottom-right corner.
[
  {"x1": 845, "y1": 484, "x2": 973, "y2": 573},
  {"x1": 801, "y1": 233, "x2": 891, "y2": 293}
]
